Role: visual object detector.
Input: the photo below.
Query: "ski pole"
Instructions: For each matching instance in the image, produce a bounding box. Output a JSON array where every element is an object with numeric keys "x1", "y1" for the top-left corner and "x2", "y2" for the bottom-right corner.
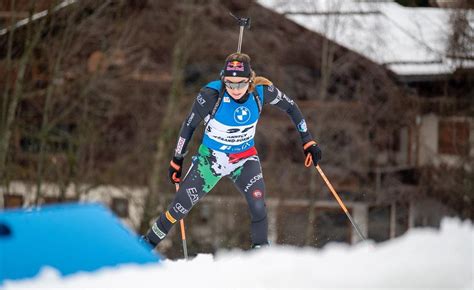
[
  {"x1": 316, "y1": 165, "x2": 366, "y2": 242},
  {"x1": 175, "y1": 183, "x2": 189, "y2": 259},
  {"x1": 305, "y1": 156, "x2": 367, "y2": 242},
  {"x1": 230, "y1": 12, "x2": 251, "y2": 53}
]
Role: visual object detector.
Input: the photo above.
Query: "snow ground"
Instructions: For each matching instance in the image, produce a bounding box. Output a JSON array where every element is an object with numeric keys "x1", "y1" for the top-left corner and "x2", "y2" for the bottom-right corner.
[{"x1": 3, "y1": 218, "x2": 473, "y2": 290}]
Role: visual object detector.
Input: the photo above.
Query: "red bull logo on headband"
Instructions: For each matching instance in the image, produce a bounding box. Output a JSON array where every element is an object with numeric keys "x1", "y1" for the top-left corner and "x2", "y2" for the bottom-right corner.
[{"x1": 226, "y1": 60, "x2": 245, "y2": 71}]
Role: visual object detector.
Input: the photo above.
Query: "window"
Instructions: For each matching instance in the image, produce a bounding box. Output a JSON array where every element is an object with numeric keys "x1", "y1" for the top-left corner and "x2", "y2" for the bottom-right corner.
[
  {"x1": 4, "y1": 194, "x2": 24, "y2": 209},
  {"x1": 438, "y1": 120, "x2": 470, "y2": 155},
  {"x1": 111, "y1": 198, "x2": 129, "y2": 218}
]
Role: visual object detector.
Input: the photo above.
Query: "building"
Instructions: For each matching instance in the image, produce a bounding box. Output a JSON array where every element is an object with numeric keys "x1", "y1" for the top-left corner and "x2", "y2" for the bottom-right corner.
[{"x1": 257, "y1": 0, "x2": 473, "y2": 239}]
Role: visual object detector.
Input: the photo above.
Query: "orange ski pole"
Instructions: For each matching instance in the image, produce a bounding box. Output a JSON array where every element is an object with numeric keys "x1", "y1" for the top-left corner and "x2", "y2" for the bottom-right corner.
[
  {"x1": 175, "y1": 183, "x2": 189, "y2": 259},
  {"x1": 305, "y1": 155, "x2": 366, "y2": 241}
]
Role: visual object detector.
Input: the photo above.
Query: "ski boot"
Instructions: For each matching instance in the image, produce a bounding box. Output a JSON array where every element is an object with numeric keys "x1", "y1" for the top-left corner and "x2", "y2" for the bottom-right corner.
[{"x1": 139, "y1": 235, "x2": 157, "y2": 250}]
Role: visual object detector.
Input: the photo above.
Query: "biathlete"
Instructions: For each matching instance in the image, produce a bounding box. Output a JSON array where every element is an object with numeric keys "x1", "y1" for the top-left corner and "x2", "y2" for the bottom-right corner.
[{"x1": 143, "y1": 52, "x2": 322, "y2": 249}]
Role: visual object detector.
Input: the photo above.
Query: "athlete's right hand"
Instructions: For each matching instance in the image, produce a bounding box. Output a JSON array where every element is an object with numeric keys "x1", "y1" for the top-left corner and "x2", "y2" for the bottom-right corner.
[{"x1": 168, "y1": 156, "x2": 184, "y2": 184}]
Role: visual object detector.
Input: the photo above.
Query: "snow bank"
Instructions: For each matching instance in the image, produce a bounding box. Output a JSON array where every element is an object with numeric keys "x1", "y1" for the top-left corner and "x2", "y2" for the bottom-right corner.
[{"x1": 3, "y1": 218, "x2": 472, "y2": 289}]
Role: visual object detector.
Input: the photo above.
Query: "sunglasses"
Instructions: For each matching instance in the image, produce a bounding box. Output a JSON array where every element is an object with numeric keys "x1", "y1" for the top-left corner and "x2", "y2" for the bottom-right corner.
[{"x1": 224, "y1": 80, "x2": 250, "y2": 90}]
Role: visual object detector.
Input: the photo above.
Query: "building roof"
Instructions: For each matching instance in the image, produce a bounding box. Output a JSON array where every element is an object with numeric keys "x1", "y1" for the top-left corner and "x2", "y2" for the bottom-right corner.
[
  {"x1": 257, "y1": 0, "x2": 474, "y2": 80},
  {"x1": 0, "y1": 0, "x2": 76, "y2": 36}
]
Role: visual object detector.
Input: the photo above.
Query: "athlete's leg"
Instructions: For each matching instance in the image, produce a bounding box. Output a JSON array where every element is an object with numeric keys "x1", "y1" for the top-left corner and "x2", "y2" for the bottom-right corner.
[
  {"x1": 230, "y1": 156, "x2": 268, "y2": 246},
  {"x1": 145, "y1": 148, "x2": 221, "y2": 246}
]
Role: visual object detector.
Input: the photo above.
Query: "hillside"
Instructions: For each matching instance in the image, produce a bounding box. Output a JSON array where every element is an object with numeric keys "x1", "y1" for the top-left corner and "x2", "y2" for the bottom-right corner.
[{"x1": 1, "y1": 0, "x2": 410, "y2": 200}]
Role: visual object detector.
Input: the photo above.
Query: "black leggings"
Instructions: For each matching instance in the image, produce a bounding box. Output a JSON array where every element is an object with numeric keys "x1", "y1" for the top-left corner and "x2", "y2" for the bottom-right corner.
[{"x1": 147, "y1": 145, "x2": 268, "y2": 246}]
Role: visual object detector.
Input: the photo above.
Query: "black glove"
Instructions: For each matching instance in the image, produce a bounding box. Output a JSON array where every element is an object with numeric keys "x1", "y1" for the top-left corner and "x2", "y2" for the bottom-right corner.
[
  {"x1": 303, "y1": 141, "x2": 322, "y2": 166},
  {"x1": 168, "y1": 156, "x2": 184, "y2": 184}
]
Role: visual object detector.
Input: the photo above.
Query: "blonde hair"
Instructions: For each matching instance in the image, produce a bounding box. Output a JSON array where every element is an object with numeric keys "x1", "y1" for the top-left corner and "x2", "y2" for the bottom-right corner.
[{"x1": 223, "y1": 53, "x2": 273, "y2": 92}]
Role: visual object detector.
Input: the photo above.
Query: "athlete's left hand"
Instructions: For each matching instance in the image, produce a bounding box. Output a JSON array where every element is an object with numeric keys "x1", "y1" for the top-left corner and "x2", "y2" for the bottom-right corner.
[{"x1": 303, "y1": 141, "x2": 322, "y2": 167}]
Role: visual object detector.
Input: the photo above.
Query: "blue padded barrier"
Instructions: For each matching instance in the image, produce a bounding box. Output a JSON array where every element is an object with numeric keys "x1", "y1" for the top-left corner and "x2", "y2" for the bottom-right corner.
[{"x1": 0, "y1": 202, "x2": 159, "y2": 283}]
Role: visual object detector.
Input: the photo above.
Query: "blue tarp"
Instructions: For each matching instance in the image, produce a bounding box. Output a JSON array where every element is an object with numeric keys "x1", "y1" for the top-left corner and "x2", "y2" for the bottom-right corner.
[{"x1": 0, "y1": 203, "x2": 159, "y2": 283}]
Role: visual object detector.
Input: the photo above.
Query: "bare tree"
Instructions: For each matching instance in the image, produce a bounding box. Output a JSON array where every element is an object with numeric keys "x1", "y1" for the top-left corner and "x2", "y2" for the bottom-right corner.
[
  {"x1": 1, "y1": 0, "x2": 148, "y2": 203},
  {"x1": 0, "y1": 0, "x2": 49, "y2": 190},
  {"x1": 447, "y1": 4, "x2": 473, "y2": 64},
  {"x1": 317, "y1": 0, "x2": 346, "y2": 101},
  {"x1": 139, "y1": 1, "x2": 198, "y2": 234},
  {"x1": 33, "y1": 1, "x2": 79, "y2": 204}
]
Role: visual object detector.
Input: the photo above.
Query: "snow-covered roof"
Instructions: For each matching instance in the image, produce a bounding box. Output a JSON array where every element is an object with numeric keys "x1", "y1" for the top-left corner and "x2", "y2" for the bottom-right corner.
[
  {"x1": 0, "y1": 0, "x2": 77, "y2": 36},
  {"x1": 257, "y1": 0, "x2": 474, "y2": 78}
]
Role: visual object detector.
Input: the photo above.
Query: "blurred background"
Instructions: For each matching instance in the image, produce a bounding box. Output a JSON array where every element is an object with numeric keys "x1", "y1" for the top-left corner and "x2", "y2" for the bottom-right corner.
[{"x1": 0, "y1": 0, "x2": 472, "y2": 258}]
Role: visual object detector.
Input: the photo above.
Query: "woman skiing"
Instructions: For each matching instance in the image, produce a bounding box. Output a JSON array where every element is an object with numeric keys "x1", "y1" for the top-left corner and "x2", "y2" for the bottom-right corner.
[{"x1": 143, "y1": 52, "x2": 321, "y2": 249}]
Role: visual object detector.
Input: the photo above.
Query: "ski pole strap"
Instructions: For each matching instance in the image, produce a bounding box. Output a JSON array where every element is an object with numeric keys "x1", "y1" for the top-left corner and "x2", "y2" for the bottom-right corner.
[
  {"x1": 304, "y1": 141, "x2": 317, "y2": 167},
  {"x1": 304, "y1": 140, "x2": 317, "y2": 150},
  {"x1": 172, "y1": 172, "x2": 181, "y2": 183},
  {"x1": 170, "y1": 160, "x2": 182, "y2": 182},
  {"x1": 305, "y1": 154, "x2": 313, "y2": 167},
  {"x1": 170, "y1": 160, "x2": 181, "y2": 171}
]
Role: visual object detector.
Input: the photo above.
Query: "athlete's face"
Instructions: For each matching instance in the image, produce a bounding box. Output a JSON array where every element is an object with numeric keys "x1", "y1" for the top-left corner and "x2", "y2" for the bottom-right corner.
[{"x1": 223, "y1": 76, "x2": 250, "y2": 100}]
